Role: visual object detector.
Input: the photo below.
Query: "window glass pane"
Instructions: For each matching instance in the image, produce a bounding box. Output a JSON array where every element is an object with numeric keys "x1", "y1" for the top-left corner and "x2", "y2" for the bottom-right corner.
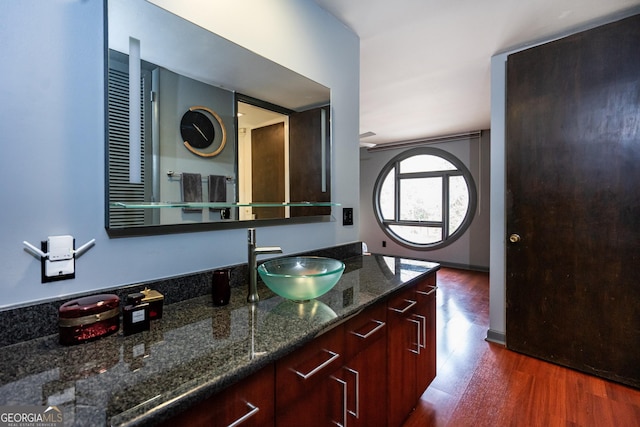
[
  {"x1": 449, "y1": 175, "x2": 469, "y2": 235},
  {"x1": 400, "y1": 155, "x2": 455, "y2": 173},
  {"x1": 373, "y1": 147, "x2": 476, "y2": 249},
  {"x1": 390, "y1": 225, "x2": 442, "y2": 244},
  {"x1": 379, "y1": 169, "x2": 395, "y2": 220},
  {"x1": 399, "y1": 177, "x2": 442, "y2": 221}
]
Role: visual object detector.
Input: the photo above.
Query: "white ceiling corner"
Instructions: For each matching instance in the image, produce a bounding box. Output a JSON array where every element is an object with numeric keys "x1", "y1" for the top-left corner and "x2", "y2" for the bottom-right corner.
[{"x1": 312, "y1": 0, "x2": 640, "y2": 147}]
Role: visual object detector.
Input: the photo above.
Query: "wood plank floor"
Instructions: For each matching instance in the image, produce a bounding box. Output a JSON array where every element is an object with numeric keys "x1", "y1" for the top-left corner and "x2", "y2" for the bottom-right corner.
[{"x1": 402, "y1": 267, "x2": 640, "y2": 427}]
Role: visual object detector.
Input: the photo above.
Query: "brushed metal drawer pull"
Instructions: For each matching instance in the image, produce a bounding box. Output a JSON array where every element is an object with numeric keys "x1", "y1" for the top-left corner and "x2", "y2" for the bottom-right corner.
[
  {"x1": 408, "y1": 318, "x2": 421, "y2": 354},
  {"x1": 351, "y1": 320, "x2": 385, "y2": 339},
  {"x1": 226, "y1": 401, "x2": 259, "y2": 427},
  {"x1": 331, "y1": 376, "x2": 348, "y2": 427},
  {"x1": 389, "y1": 299, "x2": 417, "y2": 313},
  {"x1": 413, "y1": 314, "x2": 427, "y2": 350},
  {"x1": 293, "y1": 349, "x2": 340, "y2": 379},
  {"x1": 345, "y1": 367, "x2": 360, "y2": 419},
  {"x1": 416, "y1": 285, "x2": 438, "y2": 296}
]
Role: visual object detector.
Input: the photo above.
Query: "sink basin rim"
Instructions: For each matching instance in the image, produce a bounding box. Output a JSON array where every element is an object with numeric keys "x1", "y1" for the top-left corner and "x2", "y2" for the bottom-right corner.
[
  {"x1": 258, "y1": 256, "x2": 345, "y2": 278},
  {"x1": 257, "y1": 256, "x2": 345, "y2": 301}
]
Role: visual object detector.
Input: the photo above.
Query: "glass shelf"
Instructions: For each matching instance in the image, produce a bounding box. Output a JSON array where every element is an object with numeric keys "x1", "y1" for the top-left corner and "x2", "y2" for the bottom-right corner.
[{"x1": 111, "y1": 201, "x2": 340, "y2": 209}]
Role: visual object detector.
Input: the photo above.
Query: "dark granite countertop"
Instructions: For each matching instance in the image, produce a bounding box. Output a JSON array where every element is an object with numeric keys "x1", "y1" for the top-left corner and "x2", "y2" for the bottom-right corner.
[{"x1": 0, "y1": 254, "x2": 439, "y2": 426}]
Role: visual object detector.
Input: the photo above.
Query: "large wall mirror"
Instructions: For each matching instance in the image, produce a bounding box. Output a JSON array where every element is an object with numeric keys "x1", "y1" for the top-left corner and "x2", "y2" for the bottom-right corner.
[{"x1": 106, "y1": 0, "x2": 333, "y2": 236}]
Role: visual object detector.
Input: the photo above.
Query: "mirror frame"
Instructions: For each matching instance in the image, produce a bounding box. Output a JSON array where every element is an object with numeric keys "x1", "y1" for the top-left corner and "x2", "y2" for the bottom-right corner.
[{"x1": 104, "y1": 0, "x2": 334, "y2": 237}]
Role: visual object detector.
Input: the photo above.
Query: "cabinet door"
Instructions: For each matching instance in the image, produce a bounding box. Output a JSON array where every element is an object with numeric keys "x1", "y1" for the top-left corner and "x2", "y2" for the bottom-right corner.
[
  {"x1": 161, "y1": 364, "x2": 275, "y2": 427},
  {"x1": 275, "y1": 325, "x2": 345, "y2": 427},
  {"x1": 342, "y1": 335, "x2": 387, "y2": 427},
  {"x1": 415, "y1": 273, "x2": 437, "y2": 398},
  {"x1": 343, "y1": 304, "x2": 388, "y2": 427},
  {"x1": 387, "y1": 288, "x2": 420, "y2": 427}
]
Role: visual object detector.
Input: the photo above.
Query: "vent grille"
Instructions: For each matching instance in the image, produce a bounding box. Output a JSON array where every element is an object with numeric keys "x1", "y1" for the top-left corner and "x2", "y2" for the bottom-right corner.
[{"x1": 107, "y1": 67, "x2": 146, "y2": 228}]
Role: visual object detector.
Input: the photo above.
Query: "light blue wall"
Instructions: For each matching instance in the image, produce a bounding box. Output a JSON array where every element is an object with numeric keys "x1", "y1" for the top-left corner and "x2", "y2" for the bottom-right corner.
[{"x1": 0, "y1": 0, "x2": 359, "y2": 308}]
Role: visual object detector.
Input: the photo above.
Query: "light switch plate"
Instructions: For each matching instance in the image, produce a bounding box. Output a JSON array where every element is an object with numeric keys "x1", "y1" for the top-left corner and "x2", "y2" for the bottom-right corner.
[
  {"x1": 45, "y1": 258, "x2": 75, "y2": 277},
  {"x1": 343, "y1": 208, "x2": 354, "y2": 226}
]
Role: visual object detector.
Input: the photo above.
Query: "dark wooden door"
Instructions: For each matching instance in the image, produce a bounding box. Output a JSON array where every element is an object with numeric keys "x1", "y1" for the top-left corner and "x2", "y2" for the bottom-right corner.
[
  {"x1": 289, "y1": 107, "x2": 331, "y2": 217},
  {"x1": 251, "y1": 122, "x2": 285, "y2": 219},
  {"x1": 506, "y1": 14, "x2": 640, "y2": 388}
]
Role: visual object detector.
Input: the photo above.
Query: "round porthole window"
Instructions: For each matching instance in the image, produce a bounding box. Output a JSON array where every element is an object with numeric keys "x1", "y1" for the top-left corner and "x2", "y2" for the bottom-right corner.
[{"x1": 373, "y1": 147, "x2": 477, "y2": 250}]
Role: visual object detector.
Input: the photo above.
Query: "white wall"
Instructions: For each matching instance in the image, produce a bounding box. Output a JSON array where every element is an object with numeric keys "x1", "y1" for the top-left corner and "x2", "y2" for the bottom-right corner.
[
  {"x1": 0, "y1": 0, "x2": 359, "y2": 308},
  {"x1": 359, "y1": 132, "x2": 491, "y2": 269},
  {"x1": 489, "y1": 54, "x2": 508, "y2": 341}
]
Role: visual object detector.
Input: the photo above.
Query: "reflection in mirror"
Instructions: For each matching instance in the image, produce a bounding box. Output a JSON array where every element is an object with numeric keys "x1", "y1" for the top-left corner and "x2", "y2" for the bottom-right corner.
[
  {"x1": 238, "y1": 101, "x2": 288, "y2": 221},
  {"x1": 106, "y1": 0, "x2": 332, "y2": 235},
  {"x1": 237, "y1": 99, "x2": 331, "y2": 221}
]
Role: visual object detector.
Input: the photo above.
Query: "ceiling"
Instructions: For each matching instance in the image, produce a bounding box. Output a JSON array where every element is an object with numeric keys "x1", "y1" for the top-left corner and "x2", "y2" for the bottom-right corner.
[{"x1": 312, "y1": 0, "x2": 640, "y2": 147}]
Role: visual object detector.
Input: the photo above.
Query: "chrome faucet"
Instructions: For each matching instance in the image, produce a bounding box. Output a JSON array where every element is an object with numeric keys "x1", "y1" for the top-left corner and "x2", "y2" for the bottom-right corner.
[{"x1": 247, "y1": 228, "x2": 282, "y2": 303}]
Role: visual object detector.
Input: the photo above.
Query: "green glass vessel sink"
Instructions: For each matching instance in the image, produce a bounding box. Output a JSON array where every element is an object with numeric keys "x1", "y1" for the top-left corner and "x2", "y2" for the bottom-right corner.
[{"x1": 257, "y1": 256, "x2": 345, "y2": 302}]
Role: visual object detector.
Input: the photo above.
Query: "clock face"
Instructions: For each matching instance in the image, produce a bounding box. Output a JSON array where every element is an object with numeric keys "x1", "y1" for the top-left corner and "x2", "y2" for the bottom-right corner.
[{"x1": 180, "y1": 110, "x2": 215, "y2": 149}]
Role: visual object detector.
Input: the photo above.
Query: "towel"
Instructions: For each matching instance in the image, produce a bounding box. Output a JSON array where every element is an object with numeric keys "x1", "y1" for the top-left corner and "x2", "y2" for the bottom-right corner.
[
  {"x1": 181, "y1": 173, "x2": 202, "y2": 213},
  {"x1": 208, "y1": 175, "x2": 226, "y2": 212}
]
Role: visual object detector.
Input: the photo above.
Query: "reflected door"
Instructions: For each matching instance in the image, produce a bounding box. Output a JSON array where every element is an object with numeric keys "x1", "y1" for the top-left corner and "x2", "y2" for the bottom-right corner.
[
  {"x1": 251, "y1": 123, "x2": 285, "y2": 219},
  {"x1": 289, "y1": 107, "x2": 331, "y2": 217}
]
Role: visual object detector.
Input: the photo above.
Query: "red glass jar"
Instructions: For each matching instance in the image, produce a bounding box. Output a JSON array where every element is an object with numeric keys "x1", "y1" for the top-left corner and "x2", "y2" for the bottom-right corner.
[{"x1": 58, "y1": 294, "x2": 120, "y2": 345}]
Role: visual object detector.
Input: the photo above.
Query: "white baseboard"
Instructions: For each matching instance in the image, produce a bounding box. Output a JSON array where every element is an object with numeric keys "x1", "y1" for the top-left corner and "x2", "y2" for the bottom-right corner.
[{"x1": 485, "y1": 329, "x2": 506, "y2": 345}]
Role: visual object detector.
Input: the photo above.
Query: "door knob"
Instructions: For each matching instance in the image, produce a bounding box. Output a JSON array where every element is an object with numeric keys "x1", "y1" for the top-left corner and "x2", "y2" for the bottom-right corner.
[{"x1": 509, "y1": 234, "x2": 521, "y2": 243}]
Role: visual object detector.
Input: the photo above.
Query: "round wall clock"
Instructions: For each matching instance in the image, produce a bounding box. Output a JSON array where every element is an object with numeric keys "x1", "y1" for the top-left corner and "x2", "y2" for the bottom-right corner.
[
  {"x1": 180, "y1": 106, "x2": 227, "y2": 157},
  {"x1": 180, "y1": 110, "x2": 214, "y2": 149}
]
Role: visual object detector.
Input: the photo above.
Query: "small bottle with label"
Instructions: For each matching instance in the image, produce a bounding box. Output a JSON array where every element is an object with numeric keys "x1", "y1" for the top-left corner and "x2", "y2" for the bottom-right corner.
[{"x1": 123, "y1": 293, "x2": 150, "y2": 336}]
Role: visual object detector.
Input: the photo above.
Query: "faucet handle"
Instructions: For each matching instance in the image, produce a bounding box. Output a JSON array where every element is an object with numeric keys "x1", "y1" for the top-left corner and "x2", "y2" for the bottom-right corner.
[{"x1": 255, "y1": 246, "x2": 283, "y2": 254}]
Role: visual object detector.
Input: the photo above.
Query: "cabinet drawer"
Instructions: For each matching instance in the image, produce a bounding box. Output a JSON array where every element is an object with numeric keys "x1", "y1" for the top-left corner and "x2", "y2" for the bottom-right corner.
[
  {"x1": 276, "y1": 324, "x2": 345, "y2": 408},
  {"x1": 415, "y1": 271, "x2": 437, "y2": 295},
  {"x1": 387, "y1": 286, "x2": 418, "y2": 316},
  {"x1": 162, "y1": 364, "x2": 275, "y2": 427},
  {"x1": 344, "y1": 303, "x2": 387, "y2": 360}
]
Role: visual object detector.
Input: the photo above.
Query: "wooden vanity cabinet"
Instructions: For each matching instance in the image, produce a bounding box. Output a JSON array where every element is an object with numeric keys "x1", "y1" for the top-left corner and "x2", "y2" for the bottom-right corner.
[
  {"x1": 386, "y1": 273, "x2": 437, "y2": 426},
  {"x1": 275, "y1": 303, "x2": 389, "y2": 427},
  {"x1": 161, "y1": 364, "x2": 275, "y2": 427},
  {"x1": 160, "y1": 270, "x2": 436, "y2": 427},
  {"x1": 275, "y1": 323, "x2": 345, "y2": 426}
]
